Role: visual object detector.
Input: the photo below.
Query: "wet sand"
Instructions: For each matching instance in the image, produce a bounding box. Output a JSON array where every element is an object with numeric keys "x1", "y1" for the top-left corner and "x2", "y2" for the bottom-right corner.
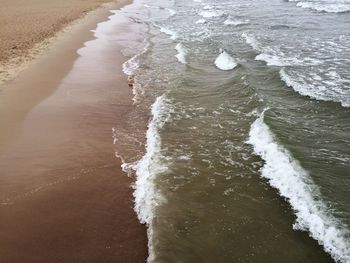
[{"x1": 0, "y1": 0, "x2": 148, "y2": 262}]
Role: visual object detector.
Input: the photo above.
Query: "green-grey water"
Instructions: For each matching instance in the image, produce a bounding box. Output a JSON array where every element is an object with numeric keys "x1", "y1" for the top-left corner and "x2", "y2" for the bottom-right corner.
[{"x1": 116, "y1": 0, "x2": 350, "y2": 262}]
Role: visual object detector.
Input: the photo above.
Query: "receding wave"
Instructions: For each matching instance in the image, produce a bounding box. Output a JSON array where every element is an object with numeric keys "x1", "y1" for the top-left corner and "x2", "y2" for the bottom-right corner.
[
  {"x1": 122, "y1": 95, "x2": 173, "y2": 262},
  {"x1": 247, "y1": 111, "x2": 350, "y2": 263}
]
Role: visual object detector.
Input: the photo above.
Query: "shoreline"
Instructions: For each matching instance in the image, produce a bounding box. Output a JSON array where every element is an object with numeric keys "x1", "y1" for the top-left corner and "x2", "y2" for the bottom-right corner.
[
  {"x1": 0, "y1": 0, "x2": 148, "y2": 262},
  {"x1": 0, "y1": 1, "x2": 130, "y2": 150}
]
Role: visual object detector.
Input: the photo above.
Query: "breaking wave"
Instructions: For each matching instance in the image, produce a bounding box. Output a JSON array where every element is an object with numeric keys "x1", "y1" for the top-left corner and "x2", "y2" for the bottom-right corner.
[
  {"x1": 122, "y1": 95, "x2": 173, "y2": 262},
  {"x1": 247, "y1": 111, "x2": 350, "y2": 263}
]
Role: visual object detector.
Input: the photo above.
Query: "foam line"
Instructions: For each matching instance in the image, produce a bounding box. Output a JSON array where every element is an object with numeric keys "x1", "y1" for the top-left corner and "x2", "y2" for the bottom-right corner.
[{"x1": 247, "y1": 110, "x2": 350, "y2": 263}]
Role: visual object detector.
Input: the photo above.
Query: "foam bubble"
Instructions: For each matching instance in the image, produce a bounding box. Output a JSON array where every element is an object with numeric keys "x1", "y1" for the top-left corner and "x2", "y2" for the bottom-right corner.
[
  {"x1": 247, "y1": 111, "x2": 350, "y2": 263},
  {"x1": 215, "y1": 50, "x2": 237, "y2": 70}
]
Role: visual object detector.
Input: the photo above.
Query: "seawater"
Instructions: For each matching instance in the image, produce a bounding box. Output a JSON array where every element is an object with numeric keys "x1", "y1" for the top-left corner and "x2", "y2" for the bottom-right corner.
[{"x1": 118, "y1": 0, "x2": 350, "y2": 262}]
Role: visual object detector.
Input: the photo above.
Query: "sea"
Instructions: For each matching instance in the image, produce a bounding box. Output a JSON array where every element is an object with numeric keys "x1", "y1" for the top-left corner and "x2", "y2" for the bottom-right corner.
[{"x1": 112, "y1": 0, "x2": 350, "y2": 262}]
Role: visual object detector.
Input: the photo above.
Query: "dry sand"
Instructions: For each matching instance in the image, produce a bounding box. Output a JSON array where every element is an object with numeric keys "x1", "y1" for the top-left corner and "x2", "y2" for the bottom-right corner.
[
  {"x1": 0, "y1": 0, "x2": 148, "y2": 262},
  {"x1": 0, "y1": 0, "x2": 115, "y2": 84}
]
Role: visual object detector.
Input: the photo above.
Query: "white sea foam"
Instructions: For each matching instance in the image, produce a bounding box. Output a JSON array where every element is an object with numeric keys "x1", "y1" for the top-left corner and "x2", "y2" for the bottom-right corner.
[
  {"x1": 224, "y1": 18, "x2": 250, "y2": 26},
  {"x1": 248, "y1": 111, "x2": 350, "y2": 263},
  {"x1": 203, "y1": 5, "x2": 213, "y2": 10},
  {"x1": 175, "y1": 43, "x2": 188, "y2": 64},
  {"x1": 122, "y1": 42, "x2": 150, "y2": 103},
  {"x1": 242, "y1": 33, "x2": 289, "y2": 66},
  {"x1": 242, "y1": 33, "x2": 322, "y2": 67},
  {"x1": 288, "y1": 0, "x2": 350, "y2": 13},
  {"x1": 199, "y1": 10, "x2": 223, "y2": 18},
  {"x1": 255, "y1": 53, "x2": 290, "y2": 66},
  {"x1": 122, "y1": 95, "x2": 173, "y2": 262},
  {"x1": 255, "y1": 53, "x2": 303, "y2": 66},
  {"x1": 195, "y1": 19, "x2": 207, "y2": 24},
  {"x1": 257, "y1": 53, "x2": 322, "y2": 66},
  {"x1": 159, "y1": 26, "x2": 177, "y2": 40},
  {"x1": 122, "y1": 42, "x2": 150, "y2": 75},
  {"x1": 280, "y1": 68, "x2": 350, "y2": 107},
  {"x1": 122, "y1": 55, "x2": 139, "y2": 75},
  {"x1": 166, "y1": 8, "x2": 176, "y2": 17},
  {"x1": 242, "y1": 32, "x2": 261, "y2": 51},
  {"x1": 215, "y1": 51, "x2": 237, "y2": 70}
]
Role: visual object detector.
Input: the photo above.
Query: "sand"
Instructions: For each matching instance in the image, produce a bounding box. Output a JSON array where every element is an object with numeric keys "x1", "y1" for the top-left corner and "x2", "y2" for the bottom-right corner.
[
  {"x1": 0, "y1": 0, "x2": 148, "y2": 262},
  {"x1": 0, "y1": 0, "x2": 116, "y2": 84}
]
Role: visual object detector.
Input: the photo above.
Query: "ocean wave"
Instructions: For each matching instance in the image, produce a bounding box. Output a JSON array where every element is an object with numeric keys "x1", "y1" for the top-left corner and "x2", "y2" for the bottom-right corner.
[
  {"x1": 242, "y1": 32, "x2": 322, "y2": 66},
  {"x1": 280, "y1": 68, "x2": 350, "y2": 107},
  {"x1": 247, "y1": 110, "x2": 350, "y2": 263},
  {"x1": 288, "y1": 0, "x2": 350, "y2": 13},
  {"x1": 122, "y1": 95, "x2": 174, "y2": 262},
  {"x1": 175, "y1": 43, "x2": 188, "y2": 64},
  {"x1": 215, "y1": 50, "x2": 238, "y2": 70},
  {"x1": 242, "y1": 32, "x2": 349, "y2": 106}
]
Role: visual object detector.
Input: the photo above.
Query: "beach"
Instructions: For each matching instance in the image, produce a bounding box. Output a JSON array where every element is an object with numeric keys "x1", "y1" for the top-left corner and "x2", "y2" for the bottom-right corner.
[
  {"x1": 0, "y1": 0, "x2": 148, "y2": 262},
  {"x1": 1, "y1": 0, "x2": 350, "y2": 262}
]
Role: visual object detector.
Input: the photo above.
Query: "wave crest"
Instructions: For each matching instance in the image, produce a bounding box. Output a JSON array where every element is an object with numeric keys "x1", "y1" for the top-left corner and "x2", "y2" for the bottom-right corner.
[{"x1": 247, "y1": 110, "x2": 350, "y2": 263}]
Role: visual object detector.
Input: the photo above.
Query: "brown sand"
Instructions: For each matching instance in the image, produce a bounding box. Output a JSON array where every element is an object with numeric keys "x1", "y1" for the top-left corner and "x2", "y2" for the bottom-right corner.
[
  {"x1": 0, "y1": 0, "x2": 115, "y2": 84},
  {"x1": 0, "y1": 0, "x2": 113, "y2": 63},
  {"x1": 0, "y1": 0, "x2": 148, "y2": 262}
]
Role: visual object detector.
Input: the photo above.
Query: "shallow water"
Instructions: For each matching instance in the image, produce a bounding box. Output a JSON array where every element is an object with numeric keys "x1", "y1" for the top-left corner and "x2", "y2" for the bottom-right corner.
[{"x1": 118, "y1": 0, "x2": 350, "y2": 262}]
